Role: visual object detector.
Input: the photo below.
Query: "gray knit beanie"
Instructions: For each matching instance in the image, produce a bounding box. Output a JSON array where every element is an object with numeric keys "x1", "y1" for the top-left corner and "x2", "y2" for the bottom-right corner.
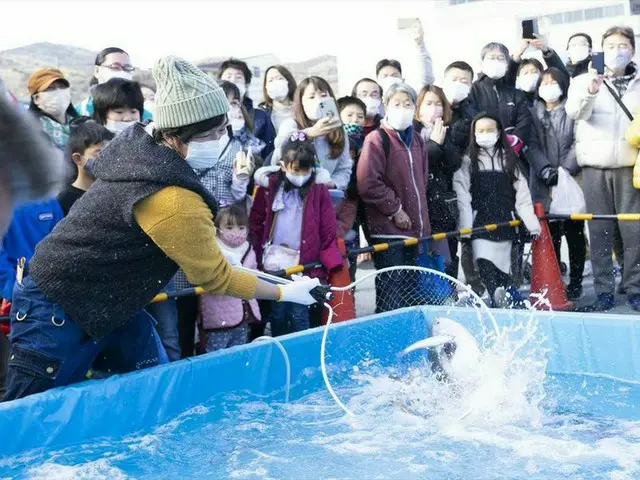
[{"x1": 152, "y1": 55, "x2": 229, "y2": 129}]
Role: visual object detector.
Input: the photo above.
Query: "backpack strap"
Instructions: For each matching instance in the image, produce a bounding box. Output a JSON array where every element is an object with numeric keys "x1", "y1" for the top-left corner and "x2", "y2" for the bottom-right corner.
[{"x1": 377, "y1": 128, "x2": 390, "y2": 160}]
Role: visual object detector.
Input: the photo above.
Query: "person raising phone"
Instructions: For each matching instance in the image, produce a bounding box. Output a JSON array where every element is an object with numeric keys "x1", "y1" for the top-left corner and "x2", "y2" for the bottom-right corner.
[
  {"x1": 270, "y1": 77, "x2": 352, "y2": 191},
  {"x1": 566, "y1": 26, "x2": 640, "y2": 313}
]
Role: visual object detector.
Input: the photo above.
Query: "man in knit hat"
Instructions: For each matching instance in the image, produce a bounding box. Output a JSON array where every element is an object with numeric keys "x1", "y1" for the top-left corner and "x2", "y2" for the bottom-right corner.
[{"x1": 2, "y1": 56, "x2": 323, "y2": 402}]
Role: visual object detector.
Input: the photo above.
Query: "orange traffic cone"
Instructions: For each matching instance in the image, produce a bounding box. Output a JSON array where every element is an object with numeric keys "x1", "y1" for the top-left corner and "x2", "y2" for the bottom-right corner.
[
  {"x1": 529, "y1": 203, "x2": 574, "y2": 311},
  {"x1": 321, "y1": 237, "x2": 356, "y2": 325}
]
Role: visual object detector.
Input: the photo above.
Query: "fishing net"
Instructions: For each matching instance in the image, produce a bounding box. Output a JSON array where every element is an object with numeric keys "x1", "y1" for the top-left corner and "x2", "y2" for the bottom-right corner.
[{"x1": 320, "y1": 265, "x2": 498, "y2": 416}]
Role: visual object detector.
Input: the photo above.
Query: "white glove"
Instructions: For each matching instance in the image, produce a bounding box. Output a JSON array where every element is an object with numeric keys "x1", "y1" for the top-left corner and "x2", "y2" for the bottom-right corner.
[{"x1": 279, "y1": 276, "x2": 321, "y2": 305}]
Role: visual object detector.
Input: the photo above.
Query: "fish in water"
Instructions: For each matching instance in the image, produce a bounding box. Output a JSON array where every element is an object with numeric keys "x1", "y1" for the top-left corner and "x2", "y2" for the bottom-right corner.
[{"x1": 400, "y1": 317, "x2": 482, "y2": 383}]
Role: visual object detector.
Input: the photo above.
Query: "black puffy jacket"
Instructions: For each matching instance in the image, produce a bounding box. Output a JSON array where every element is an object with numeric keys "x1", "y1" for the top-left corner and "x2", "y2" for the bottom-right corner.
[{"x1": 469, "y1": 75, "x2": 533, "y2": 145}]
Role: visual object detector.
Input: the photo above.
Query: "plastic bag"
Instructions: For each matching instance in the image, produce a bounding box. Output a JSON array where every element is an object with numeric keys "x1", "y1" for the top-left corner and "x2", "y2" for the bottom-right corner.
[{"x1": 549, "y1": 167, "x2": 586, "y2": 215}]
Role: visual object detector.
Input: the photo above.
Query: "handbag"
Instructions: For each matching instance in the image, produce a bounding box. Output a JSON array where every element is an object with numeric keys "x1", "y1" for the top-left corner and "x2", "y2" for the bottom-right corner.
[{"x1": 262, "y1": 212, "x2": 300, "y2": 272}]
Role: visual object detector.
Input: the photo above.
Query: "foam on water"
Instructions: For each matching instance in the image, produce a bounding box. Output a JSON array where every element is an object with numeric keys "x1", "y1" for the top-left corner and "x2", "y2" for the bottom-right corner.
[{"x1": 6, "y1": 315, "x2": 640, "y2": 480}]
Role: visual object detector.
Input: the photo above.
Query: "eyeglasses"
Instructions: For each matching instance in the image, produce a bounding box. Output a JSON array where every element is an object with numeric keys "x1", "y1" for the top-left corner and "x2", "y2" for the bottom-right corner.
[{"x1": 101, "y1": 63, "x2": 136, "y2": 73}]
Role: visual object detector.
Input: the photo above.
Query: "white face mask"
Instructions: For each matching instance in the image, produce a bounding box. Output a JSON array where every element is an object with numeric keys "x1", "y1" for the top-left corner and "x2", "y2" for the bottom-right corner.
[
  {"x1": 266, "y1": 79, "x2": 289, "y2": 101},
  {"x1": 516, "y1": 73, "x2": 540, "y2": 93},
  {"x1": 144, "y1": 100, "x2": 156, "y2": 118},
  {"x1": 605, "y1": 48, "x2": 633, "y2": 72},
  {"x1": 231, "y1": 117, "x2": 245, "y2": 133},
  {"x1": 185, "y1": 139, "x2": 221, "y2": 169},
  {"x1": 419, "y1": 105, "x2": 443, "y2": 125},
  {"x1": 475, "y1": 132, "x2": 499, "y2": 149},
  {"x1": 568, "y1": 45, "x2": 590, "y2": 64},
  {"x1": 36, "y1": 88, "x2": 71, "y2": 118},
  {"x1": 97, "y1": 67, "x2": 133, "y2": 84},
  {"x1": 233, "y1": 82, "x2": 247, "y2": 98},
  {"x1": 378, "y1": 76, "x2": 403, "y2": 93},
  {"x1": 482, "y1": 59, "x2": 508, "y2": 80},
  {"x1": 286, "y1": 171, "x2": 312, "y2": 187},
  {"x1": 361, "y1": 97, "x2": 382, "y2": 118},
  {"x1": 303, "y1": 98, "x2": 320, "y2": 121},
  {"x1": 386, "y1": 106, "x2": 415, "y2": 131},
  {"x1": 538, "y1": 83, "x2": 563, "y2": 104},
  {"x1": 443, "y1": 80, "x2": 471, "y2": 104},
  {"x1": 105, "y1": 120, "x2": 136, "y2": 135},
  {"x1": 228, "y1": 106, "x2": 245, "y2": 133}
]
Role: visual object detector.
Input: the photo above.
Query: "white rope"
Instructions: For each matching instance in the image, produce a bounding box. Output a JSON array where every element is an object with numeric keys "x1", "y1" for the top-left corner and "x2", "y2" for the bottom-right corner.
[{"x1": 251, "y1": 336, "x2": 291, "y2": 403}]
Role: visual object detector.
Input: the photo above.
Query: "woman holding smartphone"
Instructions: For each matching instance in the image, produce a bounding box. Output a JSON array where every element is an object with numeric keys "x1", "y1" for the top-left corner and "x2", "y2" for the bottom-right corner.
[{"x1": 270, "y1": 76, "x2": 352, "y2": 190}]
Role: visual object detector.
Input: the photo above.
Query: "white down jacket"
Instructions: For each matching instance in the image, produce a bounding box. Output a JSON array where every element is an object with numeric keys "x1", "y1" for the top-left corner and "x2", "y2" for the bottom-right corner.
[{"x1": 565, "y1": 71, "x2": 640, "y2": 169}]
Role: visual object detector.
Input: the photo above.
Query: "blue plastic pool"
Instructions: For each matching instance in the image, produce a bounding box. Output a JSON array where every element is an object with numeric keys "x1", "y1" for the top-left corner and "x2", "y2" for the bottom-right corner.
[{"x1": 2, "y1": 306, "x2": 640, "y2": 479}]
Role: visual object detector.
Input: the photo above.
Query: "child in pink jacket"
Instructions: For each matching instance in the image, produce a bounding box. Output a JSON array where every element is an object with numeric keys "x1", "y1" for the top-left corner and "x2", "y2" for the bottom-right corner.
[{"x1": 199, "y1": 204, "x2": 260, "y2": 352}]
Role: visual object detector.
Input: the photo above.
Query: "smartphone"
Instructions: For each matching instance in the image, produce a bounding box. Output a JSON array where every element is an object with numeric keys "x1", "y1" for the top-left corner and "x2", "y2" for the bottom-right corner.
[
  {"x1": 317, "y1": 98, "x2": 341, "y2": 123},
  {"x1": 592, "y1": 52, "x2": 605, "y2": 75},
  {"x1": 521, "y1": 19, "x2": 538, "y2": 40},
  {"x1": 397, "y1": 17, "x2": 418, "y2": 30}
]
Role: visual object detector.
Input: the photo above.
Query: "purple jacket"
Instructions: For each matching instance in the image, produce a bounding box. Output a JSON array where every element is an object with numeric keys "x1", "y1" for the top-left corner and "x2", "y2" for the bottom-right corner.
[
  {"x1": 249, "y1": 172, "x2": 342, "y2": 280},
  {"x1": 357, "y1": 126, "x2": 430, "y2": 239}
]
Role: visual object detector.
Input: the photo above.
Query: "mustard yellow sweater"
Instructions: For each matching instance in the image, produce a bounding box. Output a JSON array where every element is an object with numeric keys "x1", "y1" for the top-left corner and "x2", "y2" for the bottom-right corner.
[{"x1": 133, "y1": 186, "x2": 257, "y2": 298}]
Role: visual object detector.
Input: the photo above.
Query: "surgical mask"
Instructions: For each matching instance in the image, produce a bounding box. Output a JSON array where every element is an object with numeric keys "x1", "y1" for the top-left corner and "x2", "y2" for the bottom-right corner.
[
  {"x1": 266, "y1": 79, "x2": 289, "y2": 101},
  {"x1": 230, "y1": 117, "x2": 245, "y2": 133},
  {"x1": 83, "y1": 157, "x2": 97, "y2": 178},
  {"x1": 443, "y1": 80, "x2": 471, "y2": 104},
  {"x1": 482, "y1": 59, "x2": 508, "y2": 80},
  {"x1": 97, "y1": 67, "x2": 133, "y2": 84},
  {"x1": 605, "y1": 48, "x2": 633, "y2": 72},
  {"x1": 233, "y1": 82, "x2": 247, "y2": 98},
  {"x1": 344, "y1": 122, "x2": 364, "y2": 137},
  {"x1": 361, "y1": 96, "x2": 382, "y2": 117},
  {"x1": 386, "y1": 106, "x2": 415, "y2": 131},
  {"x1": 219, "y1": 228, "x2": 247, "y2": 248},
  {"x1": 378, "y1": 76, "x2": 403, "y2": 93},
  {"x1": 185, "y1": 139, "x2": 221, "y2": 169},
  {"x1": 36, "y1": 88, "x2": 71, "y2": 117},
  {"x1": 516, "y1": 73, "x2": 540, "y2": 93},
  {"x1": 419, "y1": 105, "x2": 443, "y2": 125},
  {"x1": 303, "y1": 98, "x2": 320, "y2": 121},
  {"x1": 105, "y1": 120, "x2": 135, "y2": 135},
  {"x1": 475, "y1": 132, "x2": 499, "y2": 149},
  {"x1": 144, "y1": 100, "x2": 156, "y2": 118},
  {"x1": 538, "y1": 84, "x2": 563, "y2": 103},
  {"x1": 568, "y1": 45, "x2": 590, "y2": 63},
  {"x1": 228, "y1": 106, "x2": 245, "y2": 133},
  {"x1": 286, "y1": 172, "x2": 312, "y2": 187}
]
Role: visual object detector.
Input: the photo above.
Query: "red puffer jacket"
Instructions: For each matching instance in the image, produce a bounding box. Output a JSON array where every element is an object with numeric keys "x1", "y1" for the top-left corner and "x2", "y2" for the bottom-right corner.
[{"x1": 249, "y1": 171, "x2": 342, "y2": 280}]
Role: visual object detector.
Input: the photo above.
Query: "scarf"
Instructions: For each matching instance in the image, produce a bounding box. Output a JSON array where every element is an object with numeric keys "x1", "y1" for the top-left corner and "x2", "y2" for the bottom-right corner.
[
  {"x1": 216, "y1": 239, "x2": 250, "y2": 266},
  {"x1": 607, "y1": 63, "x2": 637, "y2": 98}
]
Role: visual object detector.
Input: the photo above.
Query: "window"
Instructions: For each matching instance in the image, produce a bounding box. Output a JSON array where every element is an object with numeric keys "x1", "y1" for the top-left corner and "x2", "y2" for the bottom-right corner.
[
  {"x1": 545, "y1": 3, "x2": 624, "y2": 24},
  {"x1": 564, "y1": 10, "x2": 584, "y2": 23},
  {"x1": 585, "y1": 7, "x2": 604, "y2": 20}
]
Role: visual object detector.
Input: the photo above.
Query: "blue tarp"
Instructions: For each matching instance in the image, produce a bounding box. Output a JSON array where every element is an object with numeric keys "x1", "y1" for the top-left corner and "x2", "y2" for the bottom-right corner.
[{"x1": 1, "y1": 307, "x2": 639, "y2": 457}]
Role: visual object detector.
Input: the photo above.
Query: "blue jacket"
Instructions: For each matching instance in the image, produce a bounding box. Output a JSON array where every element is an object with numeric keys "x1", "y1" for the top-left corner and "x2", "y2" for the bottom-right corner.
[
  {"x1": 0, "y1": 199, "x2": 63, "y2": 300},
  {"x1": 244, "y1": 97, "x2": 275, "y2": 159}
]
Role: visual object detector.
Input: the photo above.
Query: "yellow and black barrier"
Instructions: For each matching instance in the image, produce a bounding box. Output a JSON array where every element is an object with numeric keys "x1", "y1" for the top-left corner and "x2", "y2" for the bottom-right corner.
[
  {"x1": 546, "y1": 213, "x2": 640, "y2": 222},
  {"x1": 151, "y1": 219, "x2": 522, "y2": 303}
]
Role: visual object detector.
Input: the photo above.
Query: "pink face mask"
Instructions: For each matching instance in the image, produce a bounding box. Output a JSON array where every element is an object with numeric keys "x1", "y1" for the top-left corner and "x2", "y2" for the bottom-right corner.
[
  {"x1": 219, "y1": 227, "x2": 247, "y2": 248},
  {"x1": 419, "y1": 105, "x2": 444, "y2": 125}
]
